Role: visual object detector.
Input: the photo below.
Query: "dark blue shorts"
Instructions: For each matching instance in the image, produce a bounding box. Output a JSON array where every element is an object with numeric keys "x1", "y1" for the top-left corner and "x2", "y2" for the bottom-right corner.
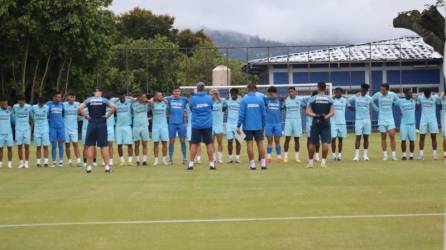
[
  {"x1": 86, "y1": 122, "x2": 108, "y2": 147},
  {"x1": 244, "y1": 130, "x2": 264, "y2": 141},
  {"x1": 191, "y1": 128, "x2": 213, "y2": 145},
  {"x1": 169, "y1": 124, "x2": 186, "y2": 139},
  {"x1": 50, "y1": 127, "x2": 65, "y2": 142},
  {"x1": 310, "y1": 124, "x2": 331, "y2": 145}
]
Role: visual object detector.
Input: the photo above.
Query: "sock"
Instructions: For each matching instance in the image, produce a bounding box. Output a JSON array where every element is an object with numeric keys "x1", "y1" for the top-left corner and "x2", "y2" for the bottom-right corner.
[
  {"x1": 162, "y1": 156, "x2": 167, "y2": 163},
  {"x1": 275, "y1": 145, "x2": 281, "y2": 155},
  {"x1": 8, "y1": 161, "x2": 12, "y2": 168},
  {"x1": 321, "y1": 159, "x2": 327, "y2": 164},
  {"x1": 25, "y1": 161, "x2": 29, "y2": 167},
  {"x1": 68, "y1": 159, "x2": 72, "y2": 164},
  {"x1": 295, "y1": 152, "x2": 300, "y2": 160},
  {"x1": 37, "y1": 159, "x2": 41, "y2": 165},
  {"x1": 249, "y1": 160, "x2": 255, "y2": 168},
  {"x1": 355, "y1": 149, "x2": 359, "y2": 157},
  {"x1": 58, "y1": 143, "x2": 64, "y2": 161},
  {"x1": 308, "y1": 159, "x2": 314, "y2": 165},
  {"x1": 154, "y1": 157, "x2": 159, "y2": 164},
  {"x1": 197, "y1": 155, "x2": 201, "y2": 162},
  {"x1": 217, "y1": 152, "x2": 223, "y2": 161},
  {"x1": 402, "y1": 152, "x2": 407, "y2": 157},
  {"x1": 261, "y1": 158, "x2": 266, "y2": 167},
  {"x1": 236, "y1": 155, "x2": 240, "y2": 160},
  {"x1": 143, "y1": 155, "x2": 147, "y2": 162},
  {"x1": 337, "y1": 153, "x2": 342, "y2": 158},
  {"x1": 433, "y1": 150, "x2": 437, "y2": 157},
  {"x1": 136, "y1": 156, "x2": 140, "y2": 162},
  {"x1": 120, "y1": 156, "x2": 124, "y2": 162},
  {"x1": 383, "y1": 151, "x2": 388, "y2": 157},
  {"x1": 20, "y1": 160, "x2": 24, "y2": 165},
  {"x1": 169, "y1": 143, "x2": 174, "y2": 160},
  {"x1": 188, "y1": 161, "x2": 194, "y2": 168},
  {"x1": 0, "y1": 162, "x2": 2, "y2": 167},
  {"x1": 110, "y1": 159, "x2": 113, "y2": 165},
  {"x1": 284, "y1": 152, "x2": 288, "y2": 158},
  {"x1": 59, "y1": 160, "x2": 63, "y2": 165},
  {"x1": 229, "y1": 155, "x2": 234, "y2": 161},
  {"x1": 444, "y1": 151, "x2": 446, "y2": 157},
  {"x1": 410, "y1": 152, "x2": 414, "y2": 157},
  {"x1": 44, "y1": 158, "x2": 49, "y2": 164},
  {"x1": 128, "y1": 156, "x2": 132, "y2": 162},
  {"x1": 419, "y1": 150, "x2": 424, "y2": 156},
  {"x1": 181, "y1": 142, "x2": 187, "y2": 160},
  {"x1": 51, "y1": 142, "x2": 57, "y2": 161},
  {"x1": 332, "y1": 153, "x2": 337, "y2": 158},
  {"x1": 392, "y1": 151, "x2": 396, "y2": 157},
  {"x1": 363, "y1": 149, "x2": 368, "y2": 156},
  {"x1": 267, "y1": 146, "x2": 272, "y2": 155},
  {"x1": 315, "y1": 153, "x2": 320, "y2": 159}
]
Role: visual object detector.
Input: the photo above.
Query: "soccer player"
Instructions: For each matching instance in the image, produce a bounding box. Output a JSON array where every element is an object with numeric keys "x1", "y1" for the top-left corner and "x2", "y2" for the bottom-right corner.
[
  {"x1": 417, "y1": 89, "x2": 440, "y2": 160},
  {"x1": 47, "y1": 93, "x2": 65, "y2": 167},
  {"x1": 166, "y1": 87, "x2": 188, "y2": 164},
  {"x1": 348, "y1": 84, "x2": 375, "y2": 161},
  {"x1": 440, "y1": 92, "x2": 446, "y2": 159},
  {"x1": 0, "y1": 98, "x2": 13, "y2": 168},
  {"x1": 305, "y1": 82, "x2": 335, "y2": 168},
  {"x1": 150, "y1": 91, "x2": 169, "y2": 166},
  {"x1": 113, "y1": 93, "x2": 134, "y2": 165},
  {"x1": 396, "y1": 89, "x2": 416, "y2": 160},
  {"x1": 283, "y1": 87, "x2": 306, "y2": 163},
  {"x1": 188, "y1": 82, "x2": 215, "y2": 170},
  {"x1": 32, "y1": 97, "x2": 50, "y2": 167},
  {"x1": 12, "y1": 95, "x2": 32, "y2": 168},
  {"x1": 331, "y1": 88, "x2": 348, "y2": 161},
  {"x1": 63, "y1": 93, "x2": 81, "y2": 167},
  {"x1": 264, "y1": 86, "x2": 283, "y2": 163},
  {"x1": 132, "y1": 93, "x2": 150, "y2": 166},
  {"x1": 226, "y1": 88, "x2": 242, "y2": 163},
  {"x1": 210, "y1": 89, "x2": 225, "y2": 163},
  {"x1": 305, "y1": 91, "x2": 320, "y2": 161},
  {"x1": 79, "y1": 88, "x2": 116, "y2": 173},
  {"x1": 237, "y1": 83, "x2": 267, "y2": 170},
  {"x1": 372, "y1": 83, "x2": 399, "y2": 161},
  {"x1": 106, "y1": 105, "x2": 115, "y2": 166}
]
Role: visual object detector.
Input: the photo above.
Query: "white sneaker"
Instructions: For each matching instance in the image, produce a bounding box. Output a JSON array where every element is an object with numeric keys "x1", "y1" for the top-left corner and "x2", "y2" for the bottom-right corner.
[
  {"x1": 153, "y1": 159, "x2": 159, "y2": 166},
  {"x1": 392, "y1": 155, "x2": 397, "y2": 161},
  {"x1": 162, "y1": 159, "x2": 169, "y2": 166},
  {"x1": 295, "y1": 157, "x2": 301, "y2": 163},
  {"x1": 353, "y1": 156, "x2": 359, "y2": 161},
  {"x1": 418, "y1": 155, "x2": 424, "y2": 160},
  {"x1": 363, "y1": 156, "x2": 370, "y2": 161},
  {"x1": 433, "y1": 155, "x2": 438, "y2": 160},
  {"x1": 383, "y1": 155, "x2": 388, "y2": 161},
  {"x1": 86, "y1": 165, "x2": 92, "y2": 173},
  {"x1": 18, "y1": 163, "x2": 24, "y2": 169}
]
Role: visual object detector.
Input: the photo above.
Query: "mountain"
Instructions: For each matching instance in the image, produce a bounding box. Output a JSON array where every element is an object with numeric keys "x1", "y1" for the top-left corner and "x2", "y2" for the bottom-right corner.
[{"x1": 203, "y1": 29, "x2": 290, "y2": 61}]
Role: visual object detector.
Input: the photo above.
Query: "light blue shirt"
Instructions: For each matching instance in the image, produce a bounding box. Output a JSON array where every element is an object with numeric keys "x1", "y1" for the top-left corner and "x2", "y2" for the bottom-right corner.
[
  {"x1": 284, "y1": 96, "x2": 306, "y2": 120},
  {"x1": 113, "y1": 98, "x2": 133, "y2": 127},
  {"x1": 348, "y1": 95, "x2": 375, "y2": 121},
  {"x1": 417, "y1": 95, "x2": 439, "y2": 121},
  {"x1": 32, "y1": 104, "x2": 49, "y2": 131},
  {"x1": 212, "y1": 99, "x2": 225, "y2": 128},
  {"x1": 131, "y1": 102, "x2": 149, "y2": 128},
  {"x1": 152, "y1": 102, "x2": 168, "y2": 129},
  {"x1": 12, "y1": 104, "x2": 32, "y2": 130},
  {"x1": 106, "y1": 107, "x2": 114, "y2": 128},
  {"x1": 397, "y1": 98, "x2": 416, "y2": 125},
  {"x1": 372, "y1": 91, "x2": 398, "y2": 123},
  {"x1": 331, "y1": 97, "x2": 348, "y2": 125},
  {"x1": 226, "y1": 98, "x2": 241, "y2": 126},
  {"x1": 0, "y1": 108, "x2": 13, "y2": 134},
  {"x1": 63, "y1": 101, "x2": 80, "y2": 131},
  {"x1": 82, "y1": 108, "x2": 89, "y2": 131}
]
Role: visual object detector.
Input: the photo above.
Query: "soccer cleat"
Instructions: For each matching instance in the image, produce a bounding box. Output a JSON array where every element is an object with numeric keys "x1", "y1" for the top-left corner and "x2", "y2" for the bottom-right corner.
[
  {"x1": 283, "y1": 157, "x2": 288, "y2": 163},
  {"x1": 86, "y1": 165, "x2": 92, "y2": 174},
  {"x1": 382, "y1": 155, "x2": 388, "y2": 161},
  {"x1": 409, "y1": 156, "x2": 414, "y2": 160},
  {"x1": 44, "y1": 164, "x2": 49, "y2": 168},
  {"x1": 105, "y1": 165, "x2": 112, "y2": 173},
  {"x1": 249, "y1": 166, "x2": 257, "y2": 171},
  {"x1": 417, "y1": 155, "x2": 424, "y2": 160},
  {"x1": 58, "y1": 163, "x2": 63, "y2": 168},
  {"x1": 305, "y1": 163, "x2": 314, "y2": 169},
  {"x1": 163, "y1": 159, "x2": 169, "y2": 166},
  {"x1": 391, "y1": 155, "x2": 397, "y2": 161},
  {"x1": 337, "y1": 156, "x2": 342, "y2": 161},
  {"x1": 295, "y1": 158, "x2": 301, "y2": 163},
  {"x1": 119, "y1": 161, "x2": 126, "y2": 166},
  {"x1": 332, "y1": 155, "x2": 337, "y2": 161},
  {"x1": 402, "y1": 156, "x2": 407, "y2": 160},
  {"x1": 187, "y1": 166, "x2": 194, "y2": 171},
  {"x1": 52, "y1": 163, "x2": 56, "y2": 168},
  {"x1": 36, "y1": 164, "x2": 41, "y2": 168},
  {"x1": 136, "y1": 161, "x2": 140, "y2": 166},
  {"x1": 127, "y1": 161, "x2": 134, "y2": 166},
  {"x1": 235, "y1": 158, "x2": 241, "y2": 164},
  {"x1": 261, "y1": 166, "x2": 268, "y2": 170},
  {"x1": 227, "y1": 159, "x2": 234, "y2": 164},
  {"x1": 433, "y1": 155, "x2": 438, "y2": 160},
  {"x1": 142, "y1": 161, "x2": 147, "y2": 166},
  {"x1": 353, "y1": 156, "x2": 359, "y2": 161},
  {"x1": 18, "y1": 164, "x2": 24, "y2": 169},
  {"x1": 320, "y1": 162, "x2": 328, "y2": 168},
  {"x1": 363, "y1": 156, "x2": 370, "y2": 161},
  {"x1": 209, "y1": 166, "x2": 216, "y2": 170}
]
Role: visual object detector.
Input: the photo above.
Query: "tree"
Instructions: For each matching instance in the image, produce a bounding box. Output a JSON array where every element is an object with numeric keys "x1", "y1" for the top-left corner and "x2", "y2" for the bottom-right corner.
[{"x1": 393, "y1": 2, "x2": 445, "y2": 55}]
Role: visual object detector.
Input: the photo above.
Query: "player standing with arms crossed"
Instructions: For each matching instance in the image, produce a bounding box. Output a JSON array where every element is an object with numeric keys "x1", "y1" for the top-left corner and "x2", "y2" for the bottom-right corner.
[
  {"x1": 372, "y1": 83, "x2": 399, "y2": 161},
  {"x1": 32, "y1": 98, "x2": 50, "y2": 167},
  {"x1": 113, "y1": 93, "x2": 134, "y2": 166},
  {"x1": 226, "y1": 88, "x2": 242, "y2": 163},
  {"x1": 79, "y1": 88, "x2": 116, "y2": 173},
  {"x1": 396, "y1": 89, "x2": 416, "y2": 160},
  {"x1": 166, "y1": 87, "x2": 189, "y2": 165},
  {"x1": 47, "y1": 93, "x2": 65, "y2": 167},
  {"x1": 237, "y1": 83, "x2": 267, "y2": 170},
  {"x1": 12, "y1": 95, "x2": 32, "y2": 169},
  {"x1": 417, "y1": 89, "x2": 440, "y2": 160},
  {"x1": 331, "y1": 88, "x2": 348, "y2": 161},
  {"x1": 283, "y1": 87, "x2": 306, "y2": 163},
  {"x1": 188, "y1": 82, "x2": 215, "y2": 170},
  {"x1": 63, "y1": 93, "x2": 82, "y2": 167},
  {"x1": 306, "y1": 82, "x2": 335, "y2": 168},
  {"x1": 132, "y1": 93, "x2": 150, "y2": 166},
  {"x1": 0, "y1": 98, "x2": 13, "y2": 168},
  {"x1": 264, "y1": 86, "x2": 283, "y2": 163}
]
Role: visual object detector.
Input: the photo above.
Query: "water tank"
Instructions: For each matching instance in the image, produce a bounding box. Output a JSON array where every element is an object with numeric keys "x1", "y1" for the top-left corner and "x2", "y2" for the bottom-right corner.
[{"x1": 212, "y1": 65, "x2": 231, "y2": 86}]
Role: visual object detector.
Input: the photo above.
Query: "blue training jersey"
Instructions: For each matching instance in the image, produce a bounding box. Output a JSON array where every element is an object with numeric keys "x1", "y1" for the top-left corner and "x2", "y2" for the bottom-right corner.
[
  {"x1": 46, "y1": 101, "x2": 64, "y2": 129},
  {"x1": 396, "y1": 98, "x2": 416, "y2": 125},
  {"x1": 417, "y1": 95, "x2": 439, "y2": 121},
  {"x1": 113, "y1": 98, "x2": 133, "y2": 127},
  {"x1": 226, "y1": 97, "x2": 241, "y2": 126},
  {"x1": 131, "y1": 101, "x2": 149, "y2": 128},
  {"x1": 372, "y1": 91, "x2": 398, "y2": 123},
  {"x1": 238, "y1": 92, "x2": 266, "y2": 130},
  {"x1": 12, "y1": 104, "x2": 32, "y2": 130},
  {"x1": 167, "y1": 96, "x2": 188, "y2": 125},
  {"x1": 84, "y1": 96, "x2": 110, "y2": 124},
  {"x1": 265, "y1": 97, "x2": 282, "y2": 125},
  {"x1": 32, "y1": 104, "x2": 49, "y2": 131},
  {"x1": 331, "y1": 97, "x2": 348, "y2": 125},
  {"x1": 348, "y1": 95, "x2": 374, "y2": 121},
  {"x1": 212, "y1": 99, "x2": 225, "y2": 129},
  {"x1": 152, "y1": 101, "x2": 168, "y2": 129},
  {"x1": 63, "y1": 101, "x2": 80, "y2": 131},
  {"x1": 308, "y1": 94, "x2": 334, "y2": 126},
  {"x1": 0, "y1": 107, "x2": 13, "y2": 134}
]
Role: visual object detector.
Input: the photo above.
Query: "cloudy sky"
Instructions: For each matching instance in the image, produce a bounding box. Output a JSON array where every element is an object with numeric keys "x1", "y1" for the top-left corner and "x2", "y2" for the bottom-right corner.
[{"x1": 110, "y1": 0, "x2": 437, "y2": 44}]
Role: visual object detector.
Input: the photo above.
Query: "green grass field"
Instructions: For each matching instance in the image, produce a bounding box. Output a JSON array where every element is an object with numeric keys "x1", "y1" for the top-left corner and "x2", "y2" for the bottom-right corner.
[{"x1": 0, "y1": 133, "x2": 444, "y2": 250}]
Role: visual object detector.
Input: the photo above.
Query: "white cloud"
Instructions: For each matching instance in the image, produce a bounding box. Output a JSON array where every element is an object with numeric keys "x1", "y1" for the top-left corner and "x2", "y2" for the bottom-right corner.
[{"x1": 110, "y1": 0, "x2": 436, "y2": 43}]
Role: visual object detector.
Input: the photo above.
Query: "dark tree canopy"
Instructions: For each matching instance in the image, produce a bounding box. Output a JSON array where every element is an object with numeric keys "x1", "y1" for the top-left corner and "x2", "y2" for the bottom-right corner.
[{"x1": 393, "y1": 4, "x2": 445, "y2": 55}]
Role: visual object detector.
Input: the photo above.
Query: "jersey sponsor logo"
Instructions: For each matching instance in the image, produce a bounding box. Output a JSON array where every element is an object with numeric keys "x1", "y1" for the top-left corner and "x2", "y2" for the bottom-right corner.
[
  {"x1": 247, "y1": 104, "x2": 259, "y2": 108},
  {"x1": 196, "y1": 103, "x2": 209, "y2": 108}
]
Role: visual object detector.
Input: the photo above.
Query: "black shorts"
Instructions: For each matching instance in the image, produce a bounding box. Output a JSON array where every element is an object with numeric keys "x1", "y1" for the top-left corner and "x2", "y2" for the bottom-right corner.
[
  {"x1": 310, "y1": 124, "x2": 331, "y2": 145},
  {"x1": 191, "y1": 128, "x2": 213, "y2": 145},
  {"x1": 244, "y1": 130, "x2": 264, "y2": 141},
  {"x1": 86, "y1": 122, "x2": 108, "y2": 147}
]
